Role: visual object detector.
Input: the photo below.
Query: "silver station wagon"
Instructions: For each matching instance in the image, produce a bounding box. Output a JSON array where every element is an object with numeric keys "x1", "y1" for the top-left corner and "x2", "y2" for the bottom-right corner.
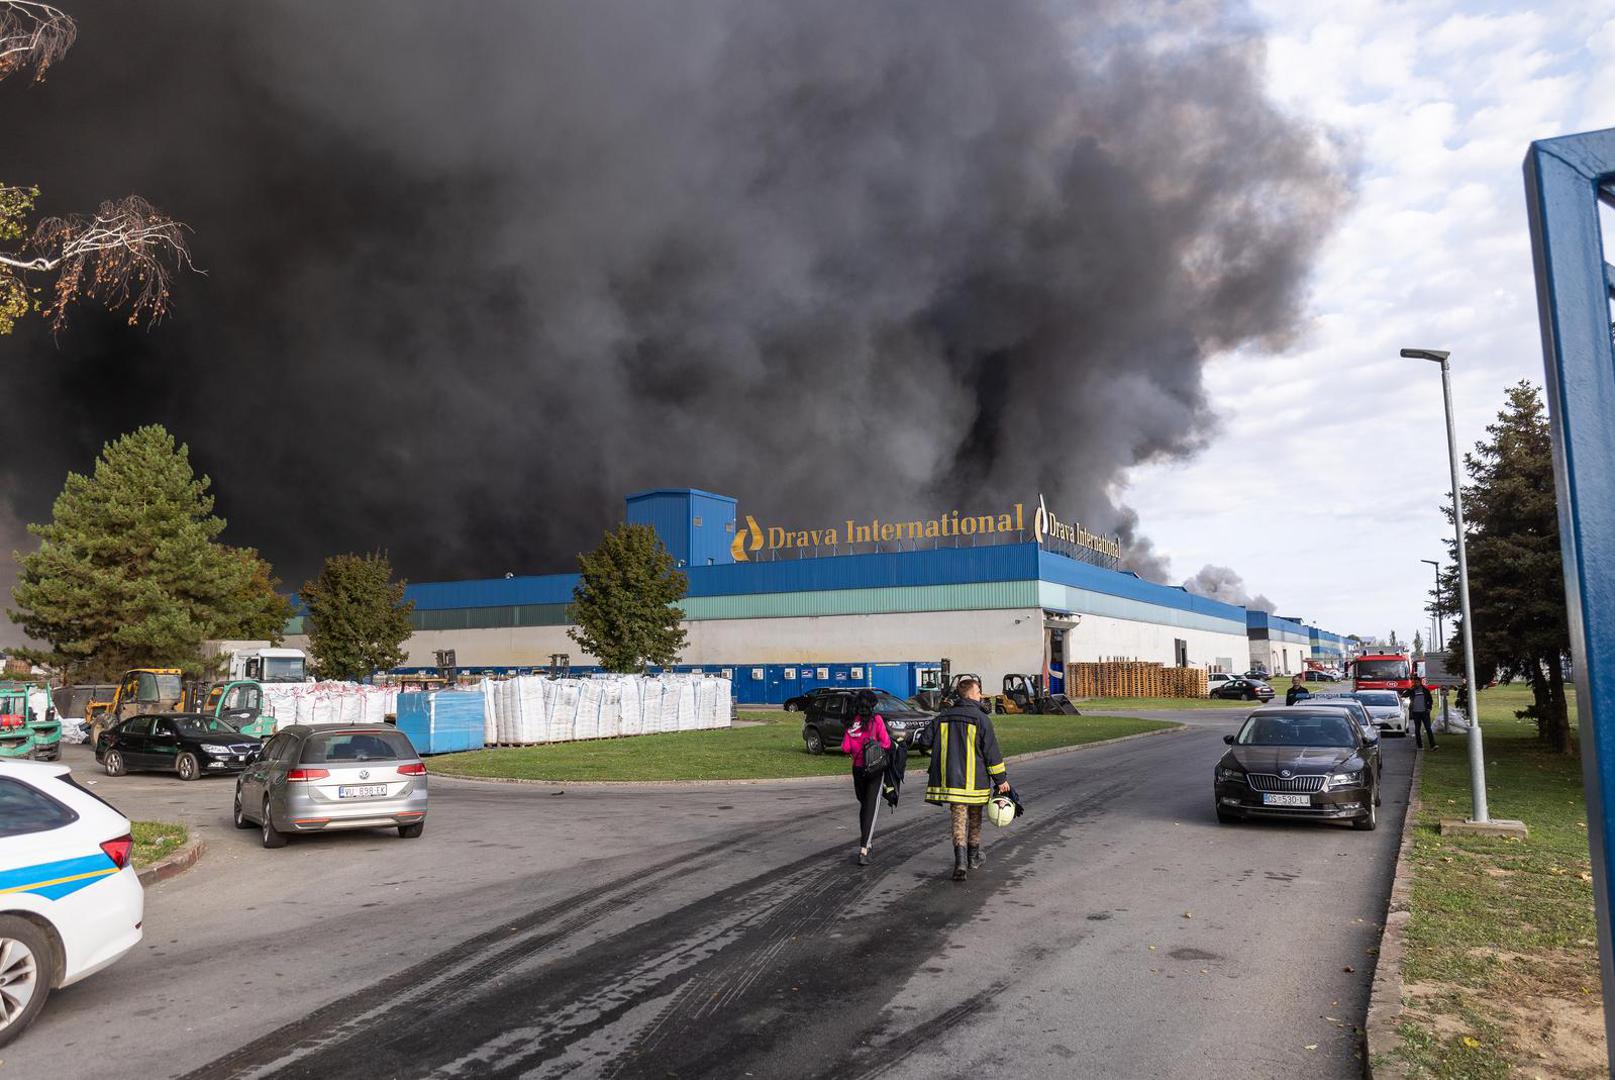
[{"x1": 233, "y1": 724, "x2": 429, "y2": 848}]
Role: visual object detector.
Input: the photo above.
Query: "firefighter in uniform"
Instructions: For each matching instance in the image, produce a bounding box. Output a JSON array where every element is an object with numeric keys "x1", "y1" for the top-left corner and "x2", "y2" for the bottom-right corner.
[{"x1": 923, "y1": 676, "x2": 1010, "y2": 881}]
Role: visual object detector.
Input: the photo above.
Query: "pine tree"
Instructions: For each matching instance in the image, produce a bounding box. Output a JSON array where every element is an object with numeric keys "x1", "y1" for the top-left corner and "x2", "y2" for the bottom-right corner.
[
  {"x1": 7, "y1": 425, "x2": 291, "y2": 678},
  {"x1": 1434, "y1": 382, "x2": 1571, "y2": 751},
  {"x1": 1413, "y1": 631, "x2": 1424, "y2": 658},
  {"x1": 299, "y1": 552, "x2": 415, "y2": 682},
  {"x1": 568, "y1": 524, "x2": 688, "y2": 672}
]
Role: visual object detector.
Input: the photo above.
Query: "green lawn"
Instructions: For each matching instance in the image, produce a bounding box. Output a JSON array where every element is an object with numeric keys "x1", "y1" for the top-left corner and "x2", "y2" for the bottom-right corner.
[
  {"x1": 429, "y1": 710, "x2": 1178, "y2": 782},
  {"x1": 1388, "y1": 683, "x2": 1603, "y2": 1080},
  {"x1": 131, "y1": 821, "x2": 188, "y2": 870}
]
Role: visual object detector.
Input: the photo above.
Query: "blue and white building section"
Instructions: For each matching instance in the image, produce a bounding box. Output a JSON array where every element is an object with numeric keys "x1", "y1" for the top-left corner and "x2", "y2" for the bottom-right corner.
[
  {"x1": 1309, "y1": 627, "x2": 1348, "y2": 666},
  {"x1": 285, "y1": 489, "x2": 1344, "y2": 703},
  {"x1": 1246, "y1": 612, "x2": 1314, "y2": 675}
]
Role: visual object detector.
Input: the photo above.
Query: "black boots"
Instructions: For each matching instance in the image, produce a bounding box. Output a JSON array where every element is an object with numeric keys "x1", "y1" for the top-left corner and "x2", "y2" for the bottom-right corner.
[
  {"x1": 952, "y1": 845, "x2": 968, "y2": 881},
  {"x1": 968, "y1": 845, "x2": 984, "y2": 870}
]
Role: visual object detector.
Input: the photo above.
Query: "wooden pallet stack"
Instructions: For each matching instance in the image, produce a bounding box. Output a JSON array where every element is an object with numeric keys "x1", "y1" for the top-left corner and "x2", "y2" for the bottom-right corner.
[{"x1": 1067, "y1": 659, "x2": 1209, "y2": 699}]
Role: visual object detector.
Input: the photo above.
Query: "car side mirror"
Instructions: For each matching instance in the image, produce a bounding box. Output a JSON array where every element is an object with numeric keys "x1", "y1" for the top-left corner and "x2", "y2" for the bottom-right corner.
[{"x1": 1223, "y1": 734, "x2": 1236, "y2": 745}]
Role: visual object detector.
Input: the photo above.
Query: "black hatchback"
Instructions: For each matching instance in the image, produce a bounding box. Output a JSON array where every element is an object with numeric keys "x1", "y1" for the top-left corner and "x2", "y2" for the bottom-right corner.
[
  {"x1": 96, "y1": 712, "x2": 264, "y2": 781},
  {"x1": 801, "y1": 689, "x2": 932, "y2": 755}
]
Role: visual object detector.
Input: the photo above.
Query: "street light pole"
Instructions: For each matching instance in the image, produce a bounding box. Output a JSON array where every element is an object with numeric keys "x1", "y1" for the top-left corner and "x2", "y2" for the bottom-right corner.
[{"x1": 1403, "y1": 348, "x2": 1488, "y2": 822}]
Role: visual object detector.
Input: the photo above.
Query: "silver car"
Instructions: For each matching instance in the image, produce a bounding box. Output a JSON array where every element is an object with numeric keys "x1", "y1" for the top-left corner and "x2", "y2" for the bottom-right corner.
[
  {"x1": 232, "y1": 725, "x2": 428, "y2": 848},
  {"x1": 1349, "y1": 689, "x2": 1409, "y2": 736}
]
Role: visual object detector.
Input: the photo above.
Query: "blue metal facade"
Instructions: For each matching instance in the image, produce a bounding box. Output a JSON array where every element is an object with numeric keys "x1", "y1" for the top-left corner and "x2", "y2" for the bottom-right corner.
[
  {"x1": 626, "y1": 489, "x2": 738, "y2": 569},
  {"x1": 1526, "y1": 125, "x2": 1615, "y2": 1059}
]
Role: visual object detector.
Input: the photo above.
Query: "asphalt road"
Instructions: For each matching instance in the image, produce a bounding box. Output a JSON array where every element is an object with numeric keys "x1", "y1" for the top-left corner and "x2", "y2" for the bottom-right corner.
[{"x1": 6, "y1": 710, "x2": 1413, "y2": 1080}]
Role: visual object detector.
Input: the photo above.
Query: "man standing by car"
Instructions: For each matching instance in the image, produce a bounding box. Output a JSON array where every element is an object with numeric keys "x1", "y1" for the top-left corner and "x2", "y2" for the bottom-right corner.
[
  {"x1": 922, "y1": 677, "x2": 1010, "y2": 882},
  {"x1": 1285, "y1": 674, "x2": 1311, "y2": 706},
  {"x1": 1409, "y1": 674, "x2": 1437, "y2": 750}
]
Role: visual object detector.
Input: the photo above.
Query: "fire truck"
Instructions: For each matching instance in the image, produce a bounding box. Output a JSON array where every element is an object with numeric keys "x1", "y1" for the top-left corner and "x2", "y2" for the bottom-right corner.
[{"x1": 1353, "y1": 649, "x2": 1413, "y2": 695}]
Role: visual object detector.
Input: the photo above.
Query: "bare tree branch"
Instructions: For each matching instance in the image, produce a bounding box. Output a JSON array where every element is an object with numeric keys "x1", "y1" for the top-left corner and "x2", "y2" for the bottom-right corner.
[
  {"x1": 0, "y1": 1, "x2": 74, "y2": 82},
  {"x1": 26, "y1": 195, "x2": 196, "y2": 331}
]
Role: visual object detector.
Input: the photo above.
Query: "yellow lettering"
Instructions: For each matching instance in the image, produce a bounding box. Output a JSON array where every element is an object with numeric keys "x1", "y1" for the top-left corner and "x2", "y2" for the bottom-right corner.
[
  {"x1": 961, "y1": 516, "x2": 978, "y2": 536},
  {"x1": 767, "y1": 527, "x2": 786, "y2": 548},
  {"x1": 925, "y1": 520, "x2": 940, "y2": 538},
  {"x1": 974, "y1": 515, "x2": 995, "y2": 534}
]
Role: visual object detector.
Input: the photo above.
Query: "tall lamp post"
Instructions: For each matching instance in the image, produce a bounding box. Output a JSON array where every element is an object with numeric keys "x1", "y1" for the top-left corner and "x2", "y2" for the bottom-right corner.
[{"x1": 1402, "y1": 348, "x2": 1488, "y2": 822}]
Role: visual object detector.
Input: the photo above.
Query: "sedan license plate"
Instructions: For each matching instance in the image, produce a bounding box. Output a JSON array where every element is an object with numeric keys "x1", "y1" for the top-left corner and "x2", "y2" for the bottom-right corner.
[
  {"x1": 338, "y1": 784, "x2": 389, "y2": 799},
  {"x1": 1262, "y1": 793, "x2": 1311, "y2": 807}
]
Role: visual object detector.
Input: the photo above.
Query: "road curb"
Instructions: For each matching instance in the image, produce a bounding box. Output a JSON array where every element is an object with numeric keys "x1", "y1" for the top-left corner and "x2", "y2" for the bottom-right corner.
[
  {"x1": 137, "y1": 836, "x2": 205, "y2": 887},
  {"x1": 1363, "y1": 746, "x2": 1424, "y2": 1079},
  {"x1": 430, "y1": 721, "x2": 1188, "y2": 789}
]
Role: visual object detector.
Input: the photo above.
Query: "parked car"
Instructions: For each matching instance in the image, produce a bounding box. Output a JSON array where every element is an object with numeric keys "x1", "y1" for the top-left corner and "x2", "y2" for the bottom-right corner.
[
  {"x1": 782, "y1": 687, "x2": 839, "y2": 713},
  {"x1": 96, "y1": 713, "x2": 263, "y2": 781},
  {"x1": 1210, "y1": 678, "x2": 1275, "y2": 702},
  {"x1": 234, "y1": 724, "x2": 428, "y2": 848},
  {"x1": 1243, "y1": 669, "x2": 1270, "y2": 681},
  {"x1": 1213, "y1": 706, "x2": 1382, "y2": 830},
  {"x1": 1207, "y1": 673, "x2": 1238, "y2": 693},
  {"x1": 800, "y1": 689, "x2": 932, "y2": 755},
  {"x1": 1344, "y1": 689, "x2": 1408, "y2": 736},
  {"x1": 1302, "y1": 670, "x2": 1336, "y2": 683},
  {"x1": 0, "y1": 759, "x2": 144, "y2": 1047},
  {"x1": 1291, "y1": 697, "x2": 1382, "y2": 762}
]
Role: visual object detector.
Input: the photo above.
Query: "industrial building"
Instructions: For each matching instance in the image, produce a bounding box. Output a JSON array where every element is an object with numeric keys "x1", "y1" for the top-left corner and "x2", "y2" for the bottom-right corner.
[{"x1": 285, "y1": 488, "x2": 1344, "y2": 703}]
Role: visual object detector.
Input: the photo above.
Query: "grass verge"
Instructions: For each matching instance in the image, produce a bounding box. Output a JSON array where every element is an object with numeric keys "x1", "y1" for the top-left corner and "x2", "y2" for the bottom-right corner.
[
  {"x1": 1390, "y1": 682, "x2": 1604, "y2": 1079},
  {"x1": 131, "y1": 821, "x2": 188, "y2": 870},
  {"x1": 429, "y1": 711, "x2": 1178, "y2": 782}
]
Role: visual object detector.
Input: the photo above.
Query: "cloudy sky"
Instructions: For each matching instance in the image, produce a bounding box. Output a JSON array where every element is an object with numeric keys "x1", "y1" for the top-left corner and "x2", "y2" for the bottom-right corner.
[{"x1": 1125, "y1": 0, "x2": 1615, "y2": 643}]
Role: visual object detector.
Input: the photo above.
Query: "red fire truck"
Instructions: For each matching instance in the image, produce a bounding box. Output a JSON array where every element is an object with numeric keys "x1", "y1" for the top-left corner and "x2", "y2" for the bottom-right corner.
[{"x1": 1353, "y1": 649, "x2": 1412, "y2": 695}]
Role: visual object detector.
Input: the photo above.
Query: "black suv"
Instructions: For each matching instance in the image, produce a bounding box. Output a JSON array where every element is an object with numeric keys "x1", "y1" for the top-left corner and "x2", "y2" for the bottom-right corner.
[{"x1": 801, "y1": 689, "x2": 932, "y2": 755}]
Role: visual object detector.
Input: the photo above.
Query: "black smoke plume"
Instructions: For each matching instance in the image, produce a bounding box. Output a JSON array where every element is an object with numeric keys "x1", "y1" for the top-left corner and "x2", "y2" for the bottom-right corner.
[{"x1": 0, "y1": 0, "x2": 1346, "y2": 642}]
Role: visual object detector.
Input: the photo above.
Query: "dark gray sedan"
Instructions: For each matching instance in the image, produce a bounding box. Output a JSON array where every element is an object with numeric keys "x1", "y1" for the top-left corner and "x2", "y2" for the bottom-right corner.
[
  {"x1": 1213, "y1": 706, "x2": 1382, "y2": 830},
  {"x1": 233, "y1": 724, "x2": 429, "y2": 849}
]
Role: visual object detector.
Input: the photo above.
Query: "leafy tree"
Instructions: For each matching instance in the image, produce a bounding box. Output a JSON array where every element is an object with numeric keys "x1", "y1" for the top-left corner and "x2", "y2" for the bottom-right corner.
[
  {"x1": 7, "y1": 425, "x2": 291, "y2": 678},
  {"x1": 299, "y1": 552, "x2": 414, "y2": 682},
  {"x1": 567, "y1": 524, "x2": 688, "y2": 672},
  {"x1": 1433, "y1": 382, "x2": 1571, "y2": 752},
  {"x1": 0, "y1": 3, "x2": 193, "y2": 336}
]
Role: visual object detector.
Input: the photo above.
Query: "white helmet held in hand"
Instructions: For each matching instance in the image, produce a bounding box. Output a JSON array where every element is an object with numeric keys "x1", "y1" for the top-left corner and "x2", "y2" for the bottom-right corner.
[{"x1": 986, "y1": 795, "x2": 1016, "y2": 827}]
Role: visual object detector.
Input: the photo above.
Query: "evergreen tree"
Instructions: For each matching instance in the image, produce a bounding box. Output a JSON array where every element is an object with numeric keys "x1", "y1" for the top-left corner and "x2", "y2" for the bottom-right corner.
[
  {"x1": 1413, "y1": 630, "x2": 1424, "y2": 658},
  {"x1": 1433, "y1": 382, "x2": 1571, "y2": 752},
  {"x1": 568, "y1": 524, "x2": 688, "y2": 672},
  {"x1": 299, "y1": 552, "x2": 414, "y2": 682},
  {"x1": 8, "y1": 425, "x2": 291, "y2": 678}
]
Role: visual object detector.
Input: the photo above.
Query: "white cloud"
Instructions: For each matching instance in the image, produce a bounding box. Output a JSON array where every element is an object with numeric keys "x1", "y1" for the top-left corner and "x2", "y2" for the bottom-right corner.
[{"x1": 1125, "y1": 0, "x2": 1615, "y2": 639}]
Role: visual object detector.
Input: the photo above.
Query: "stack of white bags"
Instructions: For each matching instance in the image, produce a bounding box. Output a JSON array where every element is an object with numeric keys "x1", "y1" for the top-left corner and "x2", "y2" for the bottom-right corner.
[
  {"x1": 259, "y1": 682, "x2": 398, "y2": 731},
  {"x1": 477, "y1": 673, "x2": 732, "y2": 746}
]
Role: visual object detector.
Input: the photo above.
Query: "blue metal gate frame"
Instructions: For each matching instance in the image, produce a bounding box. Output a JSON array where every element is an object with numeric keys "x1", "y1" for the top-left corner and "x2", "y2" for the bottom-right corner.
[{"x1": 1525, "y1": 126, "x2": 1615, "y2": 1059}]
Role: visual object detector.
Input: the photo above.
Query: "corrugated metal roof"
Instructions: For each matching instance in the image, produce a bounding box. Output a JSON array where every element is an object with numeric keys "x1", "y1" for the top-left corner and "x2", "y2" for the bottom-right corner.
[{"x1": 681, "y1": 581, "x2": 1037, "y2": 619}]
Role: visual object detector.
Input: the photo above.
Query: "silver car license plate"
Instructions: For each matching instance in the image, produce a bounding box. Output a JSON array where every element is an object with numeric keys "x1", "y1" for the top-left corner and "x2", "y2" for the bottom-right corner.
[
  {"x1": 1262, "y1": 793, "x2": 1310, "y2": 807},
  {"x1": 338, "y1": 784, "x2": 389, "y2": 799}
]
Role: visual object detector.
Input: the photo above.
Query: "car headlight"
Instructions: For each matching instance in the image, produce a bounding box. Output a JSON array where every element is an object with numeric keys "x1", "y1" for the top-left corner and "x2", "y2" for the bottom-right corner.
[
  {"x1": 200, "y1": 743, "x2": 232, "y2": 755},
  {"x1": 1330, "y1": 770, "x2": 1364, "y2": 788},
  {"x1": 1216, "y1": 766, "x2": 1245, "y2": 782}
]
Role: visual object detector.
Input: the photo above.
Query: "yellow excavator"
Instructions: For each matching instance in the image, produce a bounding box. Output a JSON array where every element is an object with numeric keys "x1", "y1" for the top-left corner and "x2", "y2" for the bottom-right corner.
[{"x1": 84, "y1": 668, "x2": 187, "y2": 744}]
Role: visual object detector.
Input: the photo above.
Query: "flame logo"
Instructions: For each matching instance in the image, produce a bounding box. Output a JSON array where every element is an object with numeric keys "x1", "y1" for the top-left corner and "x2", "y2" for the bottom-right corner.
[{"x1": 730, "y1": 514, "x2": 764, "y2": 561}]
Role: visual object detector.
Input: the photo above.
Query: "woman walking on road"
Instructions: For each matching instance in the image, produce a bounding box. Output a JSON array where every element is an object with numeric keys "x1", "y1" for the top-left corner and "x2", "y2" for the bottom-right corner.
[{"x1": 843, "y1": 689, "x2": 892, "y2": 867}]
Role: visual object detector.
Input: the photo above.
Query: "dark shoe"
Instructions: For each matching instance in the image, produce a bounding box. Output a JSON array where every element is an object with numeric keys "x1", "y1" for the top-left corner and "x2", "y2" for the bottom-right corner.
[
  {"x1": 952, "y1": 845, "x2": 968, "y2": 881},
  {"x1": 857, "y1": 850, "x2": 869, "y2": 867},
  {"x1": 968, "y1": 845, "x2": 984, "y2": 870}
]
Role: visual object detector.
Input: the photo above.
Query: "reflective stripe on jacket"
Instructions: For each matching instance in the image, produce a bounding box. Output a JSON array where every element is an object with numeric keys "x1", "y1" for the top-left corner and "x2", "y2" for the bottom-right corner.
[{"x1": 924, "y1": 701, "x2": 1006, "y2": 806}]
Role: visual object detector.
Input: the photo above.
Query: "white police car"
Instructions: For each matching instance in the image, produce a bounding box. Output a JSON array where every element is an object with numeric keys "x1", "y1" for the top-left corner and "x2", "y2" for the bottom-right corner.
[{"x1": 0, "y1": 759, "x2": 144, "y2": 1046}]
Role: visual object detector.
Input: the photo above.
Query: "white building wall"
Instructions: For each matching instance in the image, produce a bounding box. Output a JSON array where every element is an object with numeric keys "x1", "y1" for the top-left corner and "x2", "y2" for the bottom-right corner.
[
  {"x1": 290, "y1": 605, "x2": 1252, "y2": 696},
  {"x1": 1248, "y1": 635, "x2": 1313, "y2": 676},
  {"x1": 1066, "y1": 612, "x2": 1248, "y2": 673}
]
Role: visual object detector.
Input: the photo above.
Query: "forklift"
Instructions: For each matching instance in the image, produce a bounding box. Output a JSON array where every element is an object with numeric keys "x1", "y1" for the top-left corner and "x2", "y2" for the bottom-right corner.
[
  {"x1": 911, "y1": 660, "x2": 982, "y2": 712},
  {"x1": 994, "y1": 674, "x2": 1081, "y2": 715}
]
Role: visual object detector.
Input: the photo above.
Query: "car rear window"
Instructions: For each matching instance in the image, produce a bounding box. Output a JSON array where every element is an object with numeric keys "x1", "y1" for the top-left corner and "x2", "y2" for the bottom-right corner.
[
  {"x1": 301, "y1": 729, "x2": 417, "y2": 764},
  {"x1": 0, "y1": 777, "x2": 80, "y2": 838}
]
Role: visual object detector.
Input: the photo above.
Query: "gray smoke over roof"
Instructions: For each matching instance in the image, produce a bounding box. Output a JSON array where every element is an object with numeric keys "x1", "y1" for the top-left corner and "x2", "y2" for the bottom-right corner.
[
  {"x1": 1183, "y1": 563, "x2": 1277, "y2": 613},
  {"x1": 0, "y1": 0, "x2": 1347, "y2": 624}
]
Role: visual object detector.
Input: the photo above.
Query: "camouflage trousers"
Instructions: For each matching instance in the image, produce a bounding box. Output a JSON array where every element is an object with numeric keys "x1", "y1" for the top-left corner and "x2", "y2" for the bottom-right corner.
[{"x1": 950, "y1": 803, "x2": 983, "y2": 846}]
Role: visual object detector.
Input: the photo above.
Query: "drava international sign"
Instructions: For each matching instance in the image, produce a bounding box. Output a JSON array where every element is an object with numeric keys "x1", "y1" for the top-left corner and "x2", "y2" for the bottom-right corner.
[{"x1": 730, "y1": 494, "x2": 1122, "y2": 565}]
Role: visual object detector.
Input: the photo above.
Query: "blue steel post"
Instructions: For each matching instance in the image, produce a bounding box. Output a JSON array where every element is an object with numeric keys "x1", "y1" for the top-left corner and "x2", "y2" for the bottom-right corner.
[{"x1": 1524, "y1": 126, "x2": 1615, "y2": 1063}]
